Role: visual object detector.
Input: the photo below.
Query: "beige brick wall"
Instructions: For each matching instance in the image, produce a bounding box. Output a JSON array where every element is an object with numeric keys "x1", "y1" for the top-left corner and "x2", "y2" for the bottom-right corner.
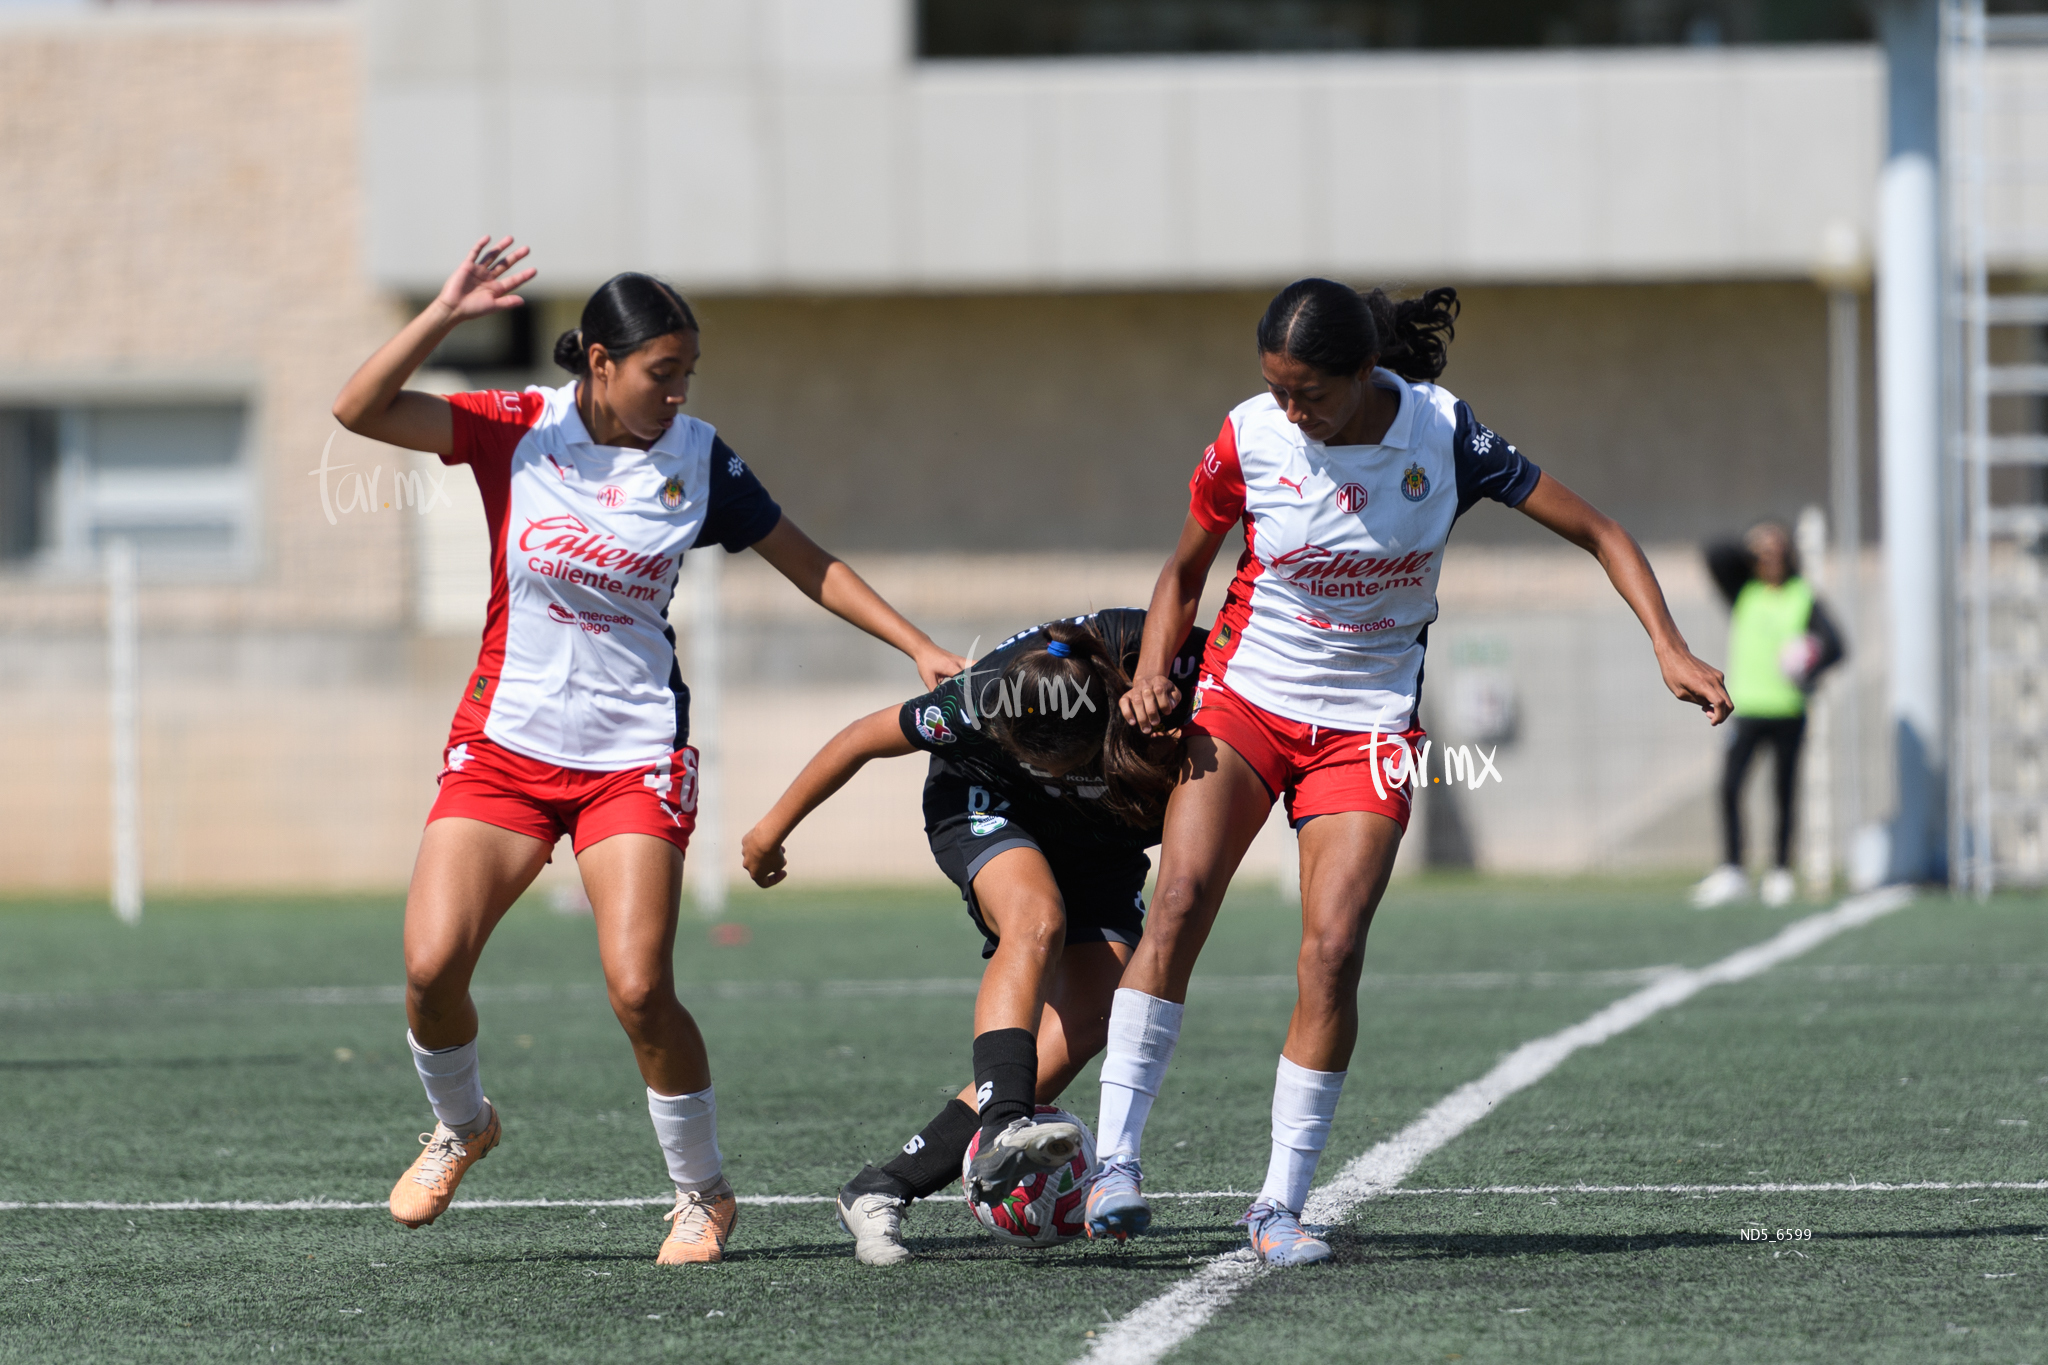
[{"x1": 0, "y1": 6, "x2": 410, "y2": 633}]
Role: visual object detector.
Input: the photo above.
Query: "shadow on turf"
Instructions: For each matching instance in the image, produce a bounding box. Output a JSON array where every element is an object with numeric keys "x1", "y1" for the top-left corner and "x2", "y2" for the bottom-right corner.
[
  {"x1": 1332, "y1": 1225, "x2": 2048, "y2": 1260},
  {"x1": 446, "y1": 1231, "x2": 1244, "y2": 1269}
]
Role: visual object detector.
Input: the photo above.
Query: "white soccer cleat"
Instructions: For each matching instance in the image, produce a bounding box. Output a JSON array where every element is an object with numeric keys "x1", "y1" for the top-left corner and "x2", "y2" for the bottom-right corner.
[
  {"x1": 965, "y1": 1117, "x2": 1085, "y2": 1203},
  {"x1": 836, "y1": 1190, "x2": 913, "y2": 1266},
  {"x1": 1690, "y1": 864, "x2": 1748, "y2": 909},
  {"x1": 1759, "y1": 867, "x2": 1796, "y2": 907}
]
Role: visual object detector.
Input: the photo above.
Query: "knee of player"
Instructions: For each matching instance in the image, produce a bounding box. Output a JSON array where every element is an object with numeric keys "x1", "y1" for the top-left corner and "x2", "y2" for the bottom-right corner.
[
  {"x1": 605, "y1": 974, "x2": 676, "y2": 1028},
  {"x1": 1004, "y1": 900, "x2": 1068, "y2": 954},
  {"x1": 403, "y1": 953, "x2": 467, "y2": 1008},
  {"x1": 1297, "y1": 927, "x2": 1366, "y2": 986},
  {"x1": 1151, "y1": 872, "x2": 1210, "y2": 923}
]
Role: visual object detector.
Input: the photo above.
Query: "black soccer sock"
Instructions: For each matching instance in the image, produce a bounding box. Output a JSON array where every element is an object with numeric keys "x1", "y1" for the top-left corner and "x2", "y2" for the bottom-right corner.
[
  {"x1": 972, "y1": 1028, "x2": 1039, "y2": 1142},
  {"x1": 855, "y1": 1098, "x2": 981, "y2": 1202}
]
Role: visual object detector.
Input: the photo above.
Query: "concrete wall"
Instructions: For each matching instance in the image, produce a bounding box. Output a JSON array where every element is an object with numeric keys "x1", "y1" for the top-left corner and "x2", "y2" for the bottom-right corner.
[
  {"x1": 0, "y1": 5, "x2": 410, "y2": 635},
  {"x1": 0, "y1": 4, "x2": 1893, "y2": 895},
  {"x1": 666, "y1": 280, "x2": 1871, "y2": 554},
  {"x1": 366, "y1": 0, "x2": 1890, "y2": 292}
]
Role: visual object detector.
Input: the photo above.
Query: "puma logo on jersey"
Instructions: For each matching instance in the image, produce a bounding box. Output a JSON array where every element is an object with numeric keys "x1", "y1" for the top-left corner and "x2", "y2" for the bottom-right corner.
[{"x1": 1276, "y1": 475, "x2": 1307, "y2": 499}]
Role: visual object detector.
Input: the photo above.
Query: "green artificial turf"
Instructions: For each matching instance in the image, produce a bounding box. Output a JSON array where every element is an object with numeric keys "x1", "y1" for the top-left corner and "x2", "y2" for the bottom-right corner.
[{"x1": 0, "y1": 879, "x2": 2040, "y2": 1363}]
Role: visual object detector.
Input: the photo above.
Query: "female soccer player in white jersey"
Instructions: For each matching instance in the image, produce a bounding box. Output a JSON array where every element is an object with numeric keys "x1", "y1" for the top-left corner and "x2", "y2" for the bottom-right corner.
[
  {"x1": 331, "y1": 237, "x2": 963, "y2": 1265},
  {"x1": 1084, "y1": 280, "x2": 1734, "y2": 1265},
  {"x1": 739, "y1": 611, "x2": 1201, "y2": 1265}
]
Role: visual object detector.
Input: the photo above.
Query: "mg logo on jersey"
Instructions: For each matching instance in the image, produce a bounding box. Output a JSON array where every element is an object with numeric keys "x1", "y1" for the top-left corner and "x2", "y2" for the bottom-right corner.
[
  {"x1": 1334, "y1": 482, "x2": 1368, "y2": 513},
  {"x1": 598, "y1": 485, "x2": 625, "y2": 508}
]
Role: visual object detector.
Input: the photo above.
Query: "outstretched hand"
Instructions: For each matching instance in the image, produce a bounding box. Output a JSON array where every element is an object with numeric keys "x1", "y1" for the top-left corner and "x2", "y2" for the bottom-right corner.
[
  {"x1": 1660, "y1": 645, "x2": 1733, "y2": 725},
  {"x1": 435, "y1": 235, "x2": 537, "y2": 324}
]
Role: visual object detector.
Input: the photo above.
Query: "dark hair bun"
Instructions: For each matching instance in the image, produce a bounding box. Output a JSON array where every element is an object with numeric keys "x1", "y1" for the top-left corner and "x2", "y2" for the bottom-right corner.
[
  {"x1": 552, "y1": 328, "x2": 588, "y2": 375},
  {"x1": 558, "y1": 275, "x2": 699, "y2": 379}
]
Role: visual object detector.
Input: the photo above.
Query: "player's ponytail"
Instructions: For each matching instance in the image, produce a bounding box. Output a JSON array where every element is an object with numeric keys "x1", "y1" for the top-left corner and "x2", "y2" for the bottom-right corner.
[
  {"x1": 987, "y1": 619, "x2": 1178, "y2": 831},
  {"x1": 1364, "y1": 285, "x2": 1458, "y2": 382},
  {"x1": 1257, "y1": 278, "x2": 1458, "y2": 382},
  {"x1": 553, "y1": 272, "x2": 699, "y2": 376}
]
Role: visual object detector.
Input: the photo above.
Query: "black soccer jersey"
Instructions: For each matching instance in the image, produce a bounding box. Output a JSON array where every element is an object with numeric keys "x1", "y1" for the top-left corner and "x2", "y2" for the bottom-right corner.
[{"x1": 896, "y1": 608, "x2": 1208, "y2": 850}]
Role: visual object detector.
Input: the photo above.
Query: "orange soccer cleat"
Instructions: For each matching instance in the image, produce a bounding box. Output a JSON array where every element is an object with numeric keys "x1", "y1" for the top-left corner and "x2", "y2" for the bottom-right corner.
[
  {"x1": 387, "y1": 1102, "x2": 500, "y2": 1228},
  {"x1": 656, "y1": 1179, "x2": 738, "y2": 1264}
]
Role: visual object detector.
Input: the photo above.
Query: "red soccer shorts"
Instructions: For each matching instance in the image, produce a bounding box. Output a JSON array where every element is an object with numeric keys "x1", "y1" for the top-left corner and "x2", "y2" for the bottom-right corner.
[
  {"x1": 426, "y1": 738, "x2": 698, "y2": 855},
  {"x1": 1187, "y1": 677, "x2": 1422, "y2": 830}
]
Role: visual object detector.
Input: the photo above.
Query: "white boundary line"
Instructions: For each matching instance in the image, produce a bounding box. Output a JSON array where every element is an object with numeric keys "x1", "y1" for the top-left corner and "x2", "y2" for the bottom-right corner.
[
  {"x1": 0, "y1": 1192, "x2": 1251, "y2": 1213},
  {"x1": 14, "y1": 1177, "x2": 2044, "y2": 1216},
  {"x1": 1079, "y1": 885, "x2": 1918, "y2": 1365}
]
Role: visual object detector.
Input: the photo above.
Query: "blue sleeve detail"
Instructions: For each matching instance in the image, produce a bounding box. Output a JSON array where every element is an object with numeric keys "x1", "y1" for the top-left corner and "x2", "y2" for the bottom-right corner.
[
  {"x1": 700, "y1": 437, "x2": 783, "y2": 552},
  {"x1": 1451, "y1": 401, "x2": 1541, "y2": 520}
]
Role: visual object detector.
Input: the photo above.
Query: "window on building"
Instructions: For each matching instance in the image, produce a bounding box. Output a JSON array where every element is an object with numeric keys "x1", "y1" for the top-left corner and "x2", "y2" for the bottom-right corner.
[
  {"x1": 422, "y1": 305, "x2": 538, "y2": 376},
  {"x1": 916, "y1": 0, "x2": 1888, "y2": 57},
  {"x1": 0, "y1": 402, "x2": 255, "y2": 573}
]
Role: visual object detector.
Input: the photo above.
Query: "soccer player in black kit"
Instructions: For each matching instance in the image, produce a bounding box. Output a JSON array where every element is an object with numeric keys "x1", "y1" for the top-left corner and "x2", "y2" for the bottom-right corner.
[{"x1": 741, "y1": 609, "x2": 1203, "y2": 1264}]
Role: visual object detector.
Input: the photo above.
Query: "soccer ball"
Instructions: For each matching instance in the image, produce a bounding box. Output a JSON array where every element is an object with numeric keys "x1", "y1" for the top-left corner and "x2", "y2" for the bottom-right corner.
[{"x1": 960, "y1": 1105, "x2": 1098, "y2": 1248}]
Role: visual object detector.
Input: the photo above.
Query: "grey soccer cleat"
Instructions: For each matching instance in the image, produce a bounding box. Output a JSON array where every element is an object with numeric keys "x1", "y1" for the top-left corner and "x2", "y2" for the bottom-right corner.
[
  {"x1": 965, "y1": 1116, "x2": 1084, "y2": 1203},
  {"x1": 836, "y1": 1188, "x2": 913, "y2": 1266},
  {"x1": 1239, "y1": 1198, "x2": 1333, "y2": 1266}
]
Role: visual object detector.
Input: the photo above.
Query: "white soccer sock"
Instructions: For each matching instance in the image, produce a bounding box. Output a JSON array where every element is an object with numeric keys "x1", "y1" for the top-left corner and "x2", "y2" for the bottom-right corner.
[
  {"x1": 1258, "y1": 1055, "x2": 1347, "y2": 1213},
  {"x1": 647, "y1": 1085, "x2": 723, "y2": 1194},
  {"x1": 406, "y1": 1031, "x2": 487, "y2": 1136},
  {"x1": 1096, "y1": 988, "x2": 1184, "y2": 1161}
]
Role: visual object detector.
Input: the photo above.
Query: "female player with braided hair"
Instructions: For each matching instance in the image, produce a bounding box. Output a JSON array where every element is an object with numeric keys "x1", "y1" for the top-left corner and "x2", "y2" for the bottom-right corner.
[
  {"x1": 1085, "y1": 280, "x2": 1732, "y2": 1265},
  {"x1": 740, "y1": 610, "x2": 1203, "y2": 1265},
  {"x1": 332, "y1": 236, "x2": 963, "y2": 1266}
]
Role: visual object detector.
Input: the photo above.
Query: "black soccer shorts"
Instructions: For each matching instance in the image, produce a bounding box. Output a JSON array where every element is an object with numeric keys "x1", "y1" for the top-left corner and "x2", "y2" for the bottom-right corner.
[{"x1": 922, "y1": 772, "x2": 1149, "y2": 961}]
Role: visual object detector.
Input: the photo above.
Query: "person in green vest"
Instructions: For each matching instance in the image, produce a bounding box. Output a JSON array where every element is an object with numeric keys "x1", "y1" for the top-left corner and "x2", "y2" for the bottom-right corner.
[{"x1": 1691, "y1": 521, "x2": 1845, "y2": 908}]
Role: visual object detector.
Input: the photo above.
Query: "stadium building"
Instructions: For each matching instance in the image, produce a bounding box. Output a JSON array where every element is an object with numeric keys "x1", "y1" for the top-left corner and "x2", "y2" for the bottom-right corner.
[{"x1": 0, "y1": 0, "x2": 2036, "y2": 895}]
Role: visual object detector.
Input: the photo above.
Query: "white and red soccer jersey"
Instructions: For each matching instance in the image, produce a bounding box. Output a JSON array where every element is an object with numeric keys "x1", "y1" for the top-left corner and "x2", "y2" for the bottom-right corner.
[
  {"x1": 440, "y1": 382, "x2": 781, "y2": 771},
  {"x1": 1190, "y1": 371, "x2": 1540, "y2": 732}
]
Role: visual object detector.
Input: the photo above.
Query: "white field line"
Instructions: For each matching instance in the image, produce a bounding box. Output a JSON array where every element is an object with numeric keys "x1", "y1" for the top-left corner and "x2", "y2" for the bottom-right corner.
[
  {"x1": 1079, "y1": 885, "x2": 1918, "y2": 1365},
  {"x1": 0, "y1": 1192, "x2": 1256, "y2": 1213},
  {"x1": 0, "y1": 967, "x2": 1687, "y2": 1014},
  {"x1": 10, "y1": 1177, "x2": 2042, "y2": 1215}
]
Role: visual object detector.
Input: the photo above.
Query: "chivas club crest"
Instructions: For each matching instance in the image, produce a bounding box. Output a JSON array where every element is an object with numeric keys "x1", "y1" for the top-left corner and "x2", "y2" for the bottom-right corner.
[{"x1": 660, "y1": 476, "x2": 684, "y2": 511}]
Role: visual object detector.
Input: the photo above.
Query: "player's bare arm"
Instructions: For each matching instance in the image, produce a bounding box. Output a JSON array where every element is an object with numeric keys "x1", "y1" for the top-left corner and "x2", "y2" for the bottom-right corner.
[
  {"x1": 1516, "y1": 470, "x2": 1733, "y2": 725},
  {"x1": 741, "y1": 708, "x2": 915, "y2": 888},
  {"x1": 332, "y1": 236, "x2": 536, "y2": 454},
  {"x1": 750, "y1": 517, "x2": 966, "y2": 690},
  {"x1": 1124, "y1": 514, "x2": 1228, "y2": 734}
]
